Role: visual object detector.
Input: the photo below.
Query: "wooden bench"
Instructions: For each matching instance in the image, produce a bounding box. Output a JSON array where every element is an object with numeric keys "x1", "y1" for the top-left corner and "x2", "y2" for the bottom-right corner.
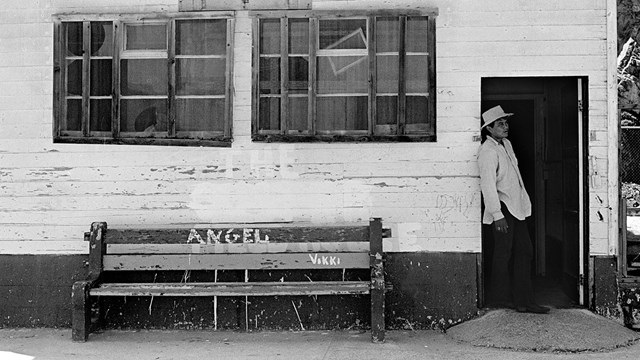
[{"x1": 72, "y1": 219, "x2": 388, "y2": 342}]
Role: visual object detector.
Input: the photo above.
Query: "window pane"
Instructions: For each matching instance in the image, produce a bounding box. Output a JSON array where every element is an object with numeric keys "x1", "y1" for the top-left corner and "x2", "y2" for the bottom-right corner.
[
  {"x1": 65, "y1": 99, "x2": 82, "y2": 131},
  {"x1": 176, "y1": 19, "x2": 227, "y2": 56},
  {"x1": 66, "y1": 22, "x2": 83, "y2": 56},
  {"x1": 260, "y1": 19, "x2": 280, "y2": 55},
  {"x1": 90, "y1": 99, "x2": 111, "y2": 132},
  {"x1": 259, "y1": 97, "x2": 280, "y2": 131},
  {"x1": 376, "y1": 96, "x2": 397, "y2": 125},
  {"x1": 260, "y1": 57, "x2": 281, "y2": 94},
  {"x1": 289, "y1": 97, "x2": 308, "y2": 131},
  {"x1": 376, "y1": 55, "x2": 398, "y2": 93},
  {"x1": 176, "y1": 99, "x2": 225, "y2": 132},
  {"x1": 176, "y1": 58, "x2": 226, "y2": 95},
  {"x1": 90, "y1": 59, "x2": 112, "y2": 96},
  {"x1": 120, "y1": 99, "x2": 168, "y2": 132},
  {"x1": 120, "y1": 59, "x2": 167, "y2": 96},
  {"x1": 376, "y1": 17, "x2": 399, "y2": 53},
  {"x1": 317, "y1": 96, "x2": 367, "y2": 131},
  {"x1": 406, "y1": 95, "x2": 429, "y2": 125},
  {"x1": 66, "y1": 60, "x2": 82, "y2": 96},
  {"x1": 317, "y1": 56, "x2": 368, "y2": 94},
  {"x1": 125, "y1": 24, "x2": 167, "y2": 50},
  {"x1": 289, "y1": 56, "x2": 308, "y2": 94},
  {"x1": 91, "y1": 22, "x2": 112, "y2": 56},
  {"x1": 406, "y1": 55, "x2": 429, "y2": 93},
  {"x1": 406, "y1": 17, "x2": 428, "y2": 52},
  {"x1": 288, "y1": 18, "x2": 309, "y2": 54},
  {"x1": 319, "y1": 19, "x2": 367, "y2": 50}
]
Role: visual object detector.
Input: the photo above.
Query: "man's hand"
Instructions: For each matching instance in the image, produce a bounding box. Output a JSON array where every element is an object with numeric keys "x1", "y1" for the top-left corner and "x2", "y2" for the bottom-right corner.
[{"x1": 494, "y1": 218, "x2": 509, "y2": 233}]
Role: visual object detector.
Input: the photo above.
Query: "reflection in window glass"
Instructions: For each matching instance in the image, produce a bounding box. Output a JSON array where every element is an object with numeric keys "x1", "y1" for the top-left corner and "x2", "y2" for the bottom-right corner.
[
  {"x1": 120, "y1": 59, "x2": 167, "y2": 96},
  {"x1": 317, "y1": 56, "x2": 368, "y2": 94},
  {"x1": 406, "y1": 55, "x2": 428, "y2": 93},
  {"x1": 288, "y1": 57, "x2": 308, "y2": 94},
  {"x1": 90, "y1": 59, "x2": 112, "y2": 96},
  {"x1": 289, "y1": 97, "x2": 308, "y2": 131},
  {"x1": 66, "y1": 60, "x2": 82, "y2": 96},
  {"x1": 406, "y1": 96, "x2": 429, "y2": 125},
  {"x1": 91, "y1": 22, "x2": 112, "y2": 56},
  {"x1": 288, "y1": 19, "x2": 309, "y2": 54},
  {"x1": 376, "y1": 96, "x2": 397, "y2": 125},
  {"x1": 376, "y1": 55, "x2": 398, "y2": 93},
  {"x1": 90, "y1": 99, "x2": 111, "y2": 132},
  {"x1": 66, "y1": 22, "x2": 83, "y2": 56},
  {"x1": 259, "y1": 97, "x2": 280, "y2": 131},
  {"x1": 260, "y1": 19, "x2": 281, "y2": 55},
  {"x1": 406, "y1": 17, "x2": 428, "y2": 53},
  {"x1": 120, "y1": 99, "x2": 167, "y2": 132},
  {"x1": 176, "y1": 19, "x2": 226, "y2": 55},
  {"x1": 319, "y1": 19, "x2": 366, "y2": 50},
  {"x1": 260, "y1": 57, "x2": 281, "y2": 95},
  {"x1": 66, "y1": 99, "x2": 82, "y2": 131},
  {"x1": 317, "y1": 96, "x2": 367, "y2": 131},
  {"x1": 176, "y1": 58, "x2": 226, "y2": 96},
  {"x1": 375, "y1": 17, "x2": 399, "y2": 53},
  {"x1": 176, "y1": 99, "x2": 225, "y2": 132},
  {"x1": 125, "y1": 24, "x2": 167, "y2": 50}
]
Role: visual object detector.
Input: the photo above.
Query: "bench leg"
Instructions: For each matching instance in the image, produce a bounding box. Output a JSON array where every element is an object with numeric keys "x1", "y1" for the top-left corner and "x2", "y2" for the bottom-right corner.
[
  {"x1": 72, "y1": 281, "x2": 92, "y2": 342},
  {"x1": 370, "y1": 254, "x2": 385, "y2": 343}
]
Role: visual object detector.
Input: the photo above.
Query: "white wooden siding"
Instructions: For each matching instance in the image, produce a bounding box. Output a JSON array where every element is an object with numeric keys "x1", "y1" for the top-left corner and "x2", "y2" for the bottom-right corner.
[{"x1": 0, "y1": 0, "x2": 614, "y2": 254}]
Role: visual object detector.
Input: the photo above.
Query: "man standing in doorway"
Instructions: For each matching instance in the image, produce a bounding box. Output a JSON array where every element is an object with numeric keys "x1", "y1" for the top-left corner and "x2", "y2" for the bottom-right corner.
[{"x1": 478, "y1": 105, "x2": 550, "y2": 314}]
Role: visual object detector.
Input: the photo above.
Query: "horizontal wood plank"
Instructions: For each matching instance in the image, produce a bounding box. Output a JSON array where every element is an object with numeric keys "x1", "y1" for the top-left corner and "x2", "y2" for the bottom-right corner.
[
  {"x1": 107, "y1": 242, "x2": 370, "y2": 254},
  {"x1": 106, "y1": 226, "x2": 371, "y2": 244},
  {"x1": 103, "y1": 252, "x2": 370, "y2": 271},
  {"x1": 90, "y1": 281, "x2": 370, "y2": 296}
]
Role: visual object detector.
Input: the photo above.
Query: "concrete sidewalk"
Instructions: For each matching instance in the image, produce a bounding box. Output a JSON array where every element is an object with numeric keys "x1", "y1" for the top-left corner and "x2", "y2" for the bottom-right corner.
[{"x1": 1, "y1": 327, "x2": 640, "y2": 360}]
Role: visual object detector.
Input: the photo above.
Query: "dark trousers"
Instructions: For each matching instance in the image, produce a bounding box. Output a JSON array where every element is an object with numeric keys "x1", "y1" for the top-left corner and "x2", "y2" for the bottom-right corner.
[{"x1": 489, "y1": 203, "x2": 535, "y2": 307}]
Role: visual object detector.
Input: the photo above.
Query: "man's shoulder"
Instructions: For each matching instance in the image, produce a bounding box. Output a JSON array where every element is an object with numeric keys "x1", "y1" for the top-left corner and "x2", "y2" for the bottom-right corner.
[
  {"x1": 477, "y1": 141, "x2": 499, "y2": 164},
  {"x1": 478, "y1": 139, "x2": 498, "y2": 153}
]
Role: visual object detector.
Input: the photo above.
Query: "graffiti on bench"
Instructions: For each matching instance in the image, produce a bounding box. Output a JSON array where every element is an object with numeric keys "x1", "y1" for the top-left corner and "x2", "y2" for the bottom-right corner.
[
  {"x1": 187, "y1": 228, "x2": 270, "y2": 244},
  {"x1": 308, "y1": 253, "x2": 341, "y2": 266}
]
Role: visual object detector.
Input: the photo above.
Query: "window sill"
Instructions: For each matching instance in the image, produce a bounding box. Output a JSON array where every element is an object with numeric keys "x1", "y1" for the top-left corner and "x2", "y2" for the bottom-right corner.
[
  {"x1": 53, "y1": 136, "x2": 232, "y2": 147},
  {"x1": 251, "y1": 134, "x2": 436, "y2": 143}
]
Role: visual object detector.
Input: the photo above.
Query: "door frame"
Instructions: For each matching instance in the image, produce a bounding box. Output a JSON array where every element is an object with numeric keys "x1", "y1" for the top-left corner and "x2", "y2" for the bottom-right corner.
[{"x1": 480, "y1": 76, "x2": 590, "y2": 307}]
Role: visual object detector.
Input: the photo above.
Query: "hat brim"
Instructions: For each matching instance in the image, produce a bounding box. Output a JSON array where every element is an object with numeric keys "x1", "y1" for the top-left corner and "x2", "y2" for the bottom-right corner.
[{"x1": 481, "y1": 113, "x2": 513, "y2": 129}]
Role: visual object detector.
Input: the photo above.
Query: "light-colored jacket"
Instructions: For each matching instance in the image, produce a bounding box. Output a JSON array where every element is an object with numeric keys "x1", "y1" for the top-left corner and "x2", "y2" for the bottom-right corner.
[{"x1": 477, "y1": 136, "x2": 532, "y2": 224}]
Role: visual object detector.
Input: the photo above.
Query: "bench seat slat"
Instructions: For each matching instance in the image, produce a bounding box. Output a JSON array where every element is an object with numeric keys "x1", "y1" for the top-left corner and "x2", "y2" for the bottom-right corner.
[
  {"x1": 107, "y1": 242, "x2": 370, "y2": 254},
  {"x1": 90, "y1": 281, "x2": 371, "y2": 296},
  {"x1": 103, "y1": 253, "x2": 369, "y2": 271}
]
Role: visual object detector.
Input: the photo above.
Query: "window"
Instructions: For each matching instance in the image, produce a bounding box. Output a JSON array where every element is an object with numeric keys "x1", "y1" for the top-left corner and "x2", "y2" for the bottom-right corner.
[
  {"x1": 53, "y1": 14, "x2": 234, "y2": 146},
  {"x1": 252, "y1": 11, "x2": 436, "y2": 142}
]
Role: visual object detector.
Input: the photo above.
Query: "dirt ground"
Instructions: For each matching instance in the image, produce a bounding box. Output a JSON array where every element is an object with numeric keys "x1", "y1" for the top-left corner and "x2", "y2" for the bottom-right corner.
[
  {"x1": 447, "y1": 308, "x2": 640, "y2": 353},
  {"x1": 1, "y1": 309, "x2": 639, "y2": 360}
]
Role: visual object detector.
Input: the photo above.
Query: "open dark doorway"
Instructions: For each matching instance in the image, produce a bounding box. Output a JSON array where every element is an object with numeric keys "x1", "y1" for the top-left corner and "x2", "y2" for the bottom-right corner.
[{"x1": 481, "y1": 77, "x2": 588, "y2": 309}]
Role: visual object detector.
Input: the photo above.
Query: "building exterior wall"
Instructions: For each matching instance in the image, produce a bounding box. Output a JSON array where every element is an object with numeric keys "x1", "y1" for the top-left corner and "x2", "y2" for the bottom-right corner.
[{"x1": 0, "y1": 0, "x2": 618, "y2": 327}]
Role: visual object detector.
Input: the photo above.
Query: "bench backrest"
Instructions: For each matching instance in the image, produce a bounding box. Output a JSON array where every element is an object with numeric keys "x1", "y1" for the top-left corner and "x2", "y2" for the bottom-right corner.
[{"x1": 85, "y1": 219, "x2": 383, "y2": 277}]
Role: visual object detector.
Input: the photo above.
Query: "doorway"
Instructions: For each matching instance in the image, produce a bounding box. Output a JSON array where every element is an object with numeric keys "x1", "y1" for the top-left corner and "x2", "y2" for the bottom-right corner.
[{"x1": 481, "y1": 77, "x2": 588, "y2": 308}]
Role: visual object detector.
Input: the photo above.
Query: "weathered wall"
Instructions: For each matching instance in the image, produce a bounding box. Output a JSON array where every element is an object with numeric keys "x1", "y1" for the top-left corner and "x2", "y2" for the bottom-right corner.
[
  {"x1": 0, "y1": 0, "x2": 614, "y2": 256},
  {"x1": 592, "y1": 256, "x2": 621, "y2": 319},
  {"x1": 0, "y1": 253, "x2": 478, "y2": 329},
  {"x1": 0, "y1": 255, "x2": 86, "y2": 327},
  {"x1": 0, "y1": 0, "x2": 617, "y2": 328}
]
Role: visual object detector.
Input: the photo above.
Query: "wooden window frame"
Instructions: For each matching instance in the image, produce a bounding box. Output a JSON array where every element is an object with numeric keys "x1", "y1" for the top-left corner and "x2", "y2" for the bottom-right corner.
[
  {"x1": 250, "y1": 10, "x2": 437, "y2": 143},
  {"x1": 53, "y1": 12, "x2": 235, "y2": 147}
]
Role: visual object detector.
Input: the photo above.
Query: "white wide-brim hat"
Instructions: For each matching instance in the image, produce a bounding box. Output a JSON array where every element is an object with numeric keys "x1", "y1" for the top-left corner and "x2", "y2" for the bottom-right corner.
[{"x1": 481, "y1": 105, "x2": 513, "y2": 129}]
